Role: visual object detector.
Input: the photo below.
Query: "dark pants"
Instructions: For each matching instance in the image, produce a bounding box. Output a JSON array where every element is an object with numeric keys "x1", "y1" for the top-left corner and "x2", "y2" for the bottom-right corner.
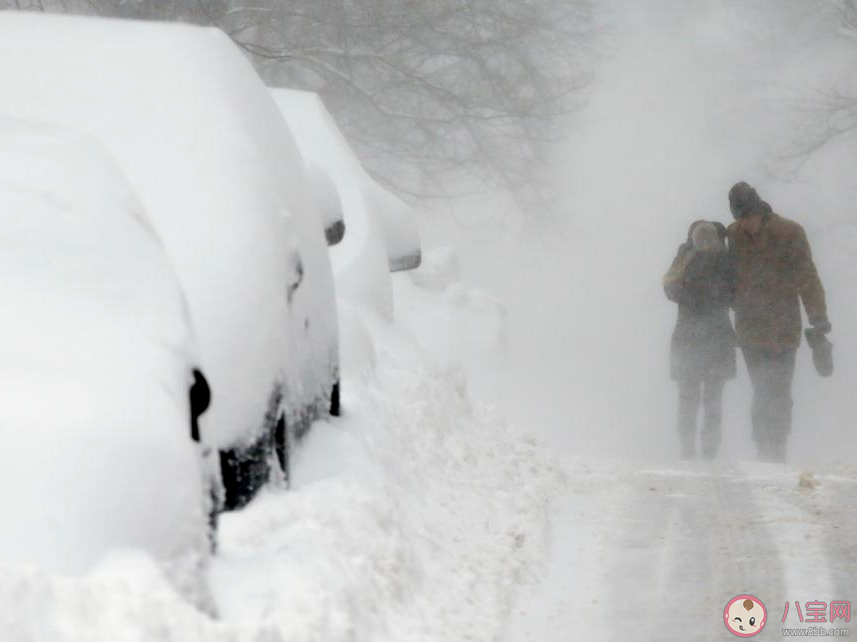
[
  {"x1": 677, "y1": 376, "x2": 725, "y2": 459},
  {"x1": 742, "y1": 347, "x2": 796, "y2": 462}
]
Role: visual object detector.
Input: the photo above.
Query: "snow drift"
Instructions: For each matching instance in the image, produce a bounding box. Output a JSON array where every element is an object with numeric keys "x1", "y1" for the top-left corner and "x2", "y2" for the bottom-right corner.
[{"x1": 0, "y1": 250, "x2": 561, "y2": 642}]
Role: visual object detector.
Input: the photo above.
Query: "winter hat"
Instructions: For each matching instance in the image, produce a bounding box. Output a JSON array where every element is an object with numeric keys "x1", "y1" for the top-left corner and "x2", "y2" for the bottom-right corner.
[{"x1": 728, "y1": 182, "x2": 762, "y2": 219}]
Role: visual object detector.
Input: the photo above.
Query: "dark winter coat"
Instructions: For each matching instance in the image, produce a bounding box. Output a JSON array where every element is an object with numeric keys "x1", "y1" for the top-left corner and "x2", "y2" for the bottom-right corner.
[
  {"x1": 663, "y1": 237, "x2": 737, "y2": 382},
  {"x1": 726, "y1": 207, "x2": 828, "y2": 351}
]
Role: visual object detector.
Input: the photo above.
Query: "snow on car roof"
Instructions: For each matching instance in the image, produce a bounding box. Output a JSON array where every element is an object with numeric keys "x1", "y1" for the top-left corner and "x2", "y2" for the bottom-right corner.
[
  {"x1": 270, "y1": 90, "x2": 420, "y2": 273},
  {"x1": 0, "y1": 13, "x2": 315, "y2": 447},
  {"x1": 271, "y1": 88, "x2": 420, "y2": 316},
  {"x1": 270, "y1": 89, "x2": 394, "y2": 316},
  {"x1": 269, "y1": 90, "x2": 365, "y2": 182},
  {"x1": 0, "y1": 119, "x2": 192, "y2": 362}
]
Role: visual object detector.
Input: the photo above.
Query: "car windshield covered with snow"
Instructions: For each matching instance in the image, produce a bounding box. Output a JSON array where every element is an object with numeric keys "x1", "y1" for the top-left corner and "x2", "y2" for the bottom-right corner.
[
  {"x1": 0, "y1": 120, "x2": 208, "y2": 577},
  {"x1": 0, "y1": 14, "x2": 340, "y2": 509},
  {"x1": 270, "y1": 88, "x2": 422, "y2": 318}
]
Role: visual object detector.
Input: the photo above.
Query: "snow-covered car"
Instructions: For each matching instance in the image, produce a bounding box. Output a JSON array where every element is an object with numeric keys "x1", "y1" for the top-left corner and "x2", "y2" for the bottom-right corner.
[
  {"x1": 0, "y1": 14, "x2": 339, "y2": 510},
  {"x1": 270, "y1": 89, "x2": 422, "y2": 319},
  {"x1": 0, "y1": 120, "x2": 210, "y2": 577}
]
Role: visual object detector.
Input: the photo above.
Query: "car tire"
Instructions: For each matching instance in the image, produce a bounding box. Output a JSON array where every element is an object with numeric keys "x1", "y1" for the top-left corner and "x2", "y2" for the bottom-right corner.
[{"x1": 219, "y1": 436, "x2": 271, "y2": 511}]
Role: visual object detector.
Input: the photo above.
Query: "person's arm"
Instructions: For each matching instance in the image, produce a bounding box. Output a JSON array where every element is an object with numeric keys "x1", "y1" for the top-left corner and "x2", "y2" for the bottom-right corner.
[
  {"x1": 663, "y1": 244, "x2": 692, "y2": 303},
  {"x1": 793, "y1": 225, "x2": 830, "y2": 332},
  {"x1": 725, "y1": 228, "x2": 739, "y2": 309},
  {"x1": 711, "y1": 254, "x2": 737, "y2": 308}
]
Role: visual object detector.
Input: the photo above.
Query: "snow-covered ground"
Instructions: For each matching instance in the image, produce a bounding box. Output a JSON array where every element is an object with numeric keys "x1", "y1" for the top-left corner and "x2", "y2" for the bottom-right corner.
[
  {"x1": 508, "y1": 459, "x2": 857, "y2": 642},
  {"x1": 0, "y1": 249, "x2": 563, "y2": 642}
]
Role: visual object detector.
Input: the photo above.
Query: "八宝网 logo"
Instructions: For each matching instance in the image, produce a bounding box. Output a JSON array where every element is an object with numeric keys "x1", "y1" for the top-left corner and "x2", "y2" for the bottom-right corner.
[{"x1": 724, "y1": 595, "x2": 767, "y2": 637}]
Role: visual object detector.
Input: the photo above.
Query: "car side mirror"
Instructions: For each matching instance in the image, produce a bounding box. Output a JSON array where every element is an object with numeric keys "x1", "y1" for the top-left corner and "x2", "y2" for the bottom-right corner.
[
  {"x1": 190, "y1": 369, "x2": 211, "y2": 442},
  {"x1": 325, "y1": 219, "x2": 345, "y2": 246},
  {"x1": 389, "y1": 250, "x2": 422, "y2": 272},
  {"x1": 306, "y1": 165, "x2": 345, "y2": 246}
]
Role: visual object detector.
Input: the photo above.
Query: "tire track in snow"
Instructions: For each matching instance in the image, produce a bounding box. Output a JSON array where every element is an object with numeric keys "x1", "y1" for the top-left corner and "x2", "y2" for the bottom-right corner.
[
  {"x1": 752, "y1": 465, "x2": 857, "y2": 636},
  {"x1": 507, "y1": 460, "x2": 857, "y2": 642},
  {"x1": 819, "y1": 476, "x2": 857, "y2": 636},
  {"x1": 657, "y1": 469, "x2": 785, "y2": 641},
  {"x1": 818, "y1": 476, "x2": 857, "y2": 636},
  {"x1": 601, "y1": 466, "x2": 786, "y2": 642}
]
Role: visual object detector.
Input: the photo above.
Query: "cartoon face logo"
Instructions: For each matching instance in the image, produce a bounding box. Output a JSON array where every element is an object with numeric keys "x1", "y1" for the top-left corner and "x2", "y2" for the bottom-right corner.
[{"x1": 724, "y1": 595, "x2": 767, "y2": 637}]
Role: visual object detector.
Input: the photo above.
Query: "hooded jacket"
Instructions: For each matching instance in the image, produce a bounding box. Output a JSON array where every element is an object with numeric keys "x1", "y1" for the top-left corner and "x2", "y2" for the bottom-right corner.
[{"x1": 663, "y1": 221, "x2": 737, "y2": 382}]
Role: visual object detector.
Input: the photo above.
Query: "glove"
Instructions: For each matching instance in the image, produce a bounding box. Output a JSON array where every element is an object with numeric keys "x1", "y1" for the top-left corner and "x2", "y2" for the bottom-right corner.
[
  {"x1": 805, "y1": 327, "x2": 834, "y2": 377},
  {"x1": 677, "y1": 242, "x2": 693, "y2": 257}
]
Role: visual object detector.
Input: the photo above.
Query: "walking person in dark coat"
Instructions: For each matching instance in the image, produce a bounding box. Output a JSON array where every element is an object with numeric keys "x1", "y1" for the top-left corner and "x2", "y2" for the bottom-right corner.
[
  {"x1": 726, "y1": 182, "x2": 831, "y2": 462},
  {"x1": 663, "y1": 220, "x2": 737, "y2": 460}
]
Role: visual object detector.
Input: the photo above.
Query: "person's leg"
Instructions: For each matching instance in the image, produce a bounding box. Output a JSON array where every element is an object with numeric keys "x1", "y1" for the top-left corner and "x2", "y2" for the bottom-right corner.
[
  {"x1": 742, "y1": 348, "x2": 771, "y2": 458},
  {"x1": 766, "y1": 349, "x2": 797, "y2": 462},
  {"x1": 677, "y1": 379, "x2": 701, "y2": 459},
  {"x1": 742, "y1": 348, "x2": 797, "y2": 461},
  {"x1": 700, "y1": 376, "x2": 725, "y2": 460}
]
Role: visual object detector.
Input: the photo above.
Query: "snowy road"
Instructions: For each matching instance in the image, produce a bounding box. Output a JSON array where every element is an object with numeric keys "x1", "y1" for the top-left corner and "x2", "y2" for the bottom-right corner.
[{"x1": 508, "y1": 460, "x2": 857, "y2": 642}]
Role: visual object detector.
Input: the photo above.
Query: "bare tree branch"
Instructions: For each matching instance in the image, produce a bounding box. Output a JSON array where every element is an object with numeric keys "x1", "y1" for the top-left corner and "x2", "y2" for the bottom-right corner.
[{"x1": 0, "y1": 0, "x2": 595, "y2": 208}]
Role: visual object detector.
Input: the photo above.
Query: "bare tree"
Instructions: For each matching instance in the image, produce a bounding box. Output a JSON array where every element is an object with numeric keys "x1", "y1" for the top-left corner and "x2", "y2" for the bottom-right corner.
[
  {"x1": 843, "y1": 0, "x2": 857, "y2": 30},
  {"x1": 772, "y1": 0, "x2": 857, "y2": 171},
  {"x1": 242, "y1": 0, "x2": 594, "y2": 206},
  {"x1": 818, "y1": 0, "x2": 857, "y2": 141},
  {"x1": 0, "y1": 0, "x2": 594, "y2": 207}
]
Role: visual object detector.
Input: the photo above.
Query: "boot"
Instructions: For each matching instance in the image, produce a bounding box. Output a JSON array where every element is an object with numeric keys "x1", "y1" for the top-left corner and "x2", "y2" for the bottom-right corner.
[
  {"x1": 700, "y1": 439, "x2": 718, "y2": 461},
  {"x1": 768, "y1": 437, "x2": 787, "y2": 463},
  {"x1": 700, "y1": 426, "x2": 720, "y2": 461}
]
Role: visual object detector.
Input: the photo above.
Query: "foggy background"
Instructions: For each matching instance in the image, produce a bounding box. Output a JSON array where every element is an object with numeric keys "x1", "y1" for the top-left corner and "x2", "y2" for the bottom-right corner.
[
  {"x1": 424, "y1": 0, "x2": 857, "y2": 467},
  {"x1": 5, "y1": 0, "x2": 855, "y2": 464}
]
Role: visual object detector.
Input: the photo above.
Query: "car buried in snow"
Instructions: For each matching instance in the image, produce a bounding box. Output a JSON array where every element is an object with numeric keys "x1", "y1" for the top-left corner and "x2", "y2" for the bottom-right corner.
[
  {"x1": 0, "y1": 13, "x2": 340, "y2": 511},
  {"x1": 0, "y1": 120, "x2": 212, "y2": 579},
  {"x1": 269, "y1": 88, "x2": 422, "y2": 319}
]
